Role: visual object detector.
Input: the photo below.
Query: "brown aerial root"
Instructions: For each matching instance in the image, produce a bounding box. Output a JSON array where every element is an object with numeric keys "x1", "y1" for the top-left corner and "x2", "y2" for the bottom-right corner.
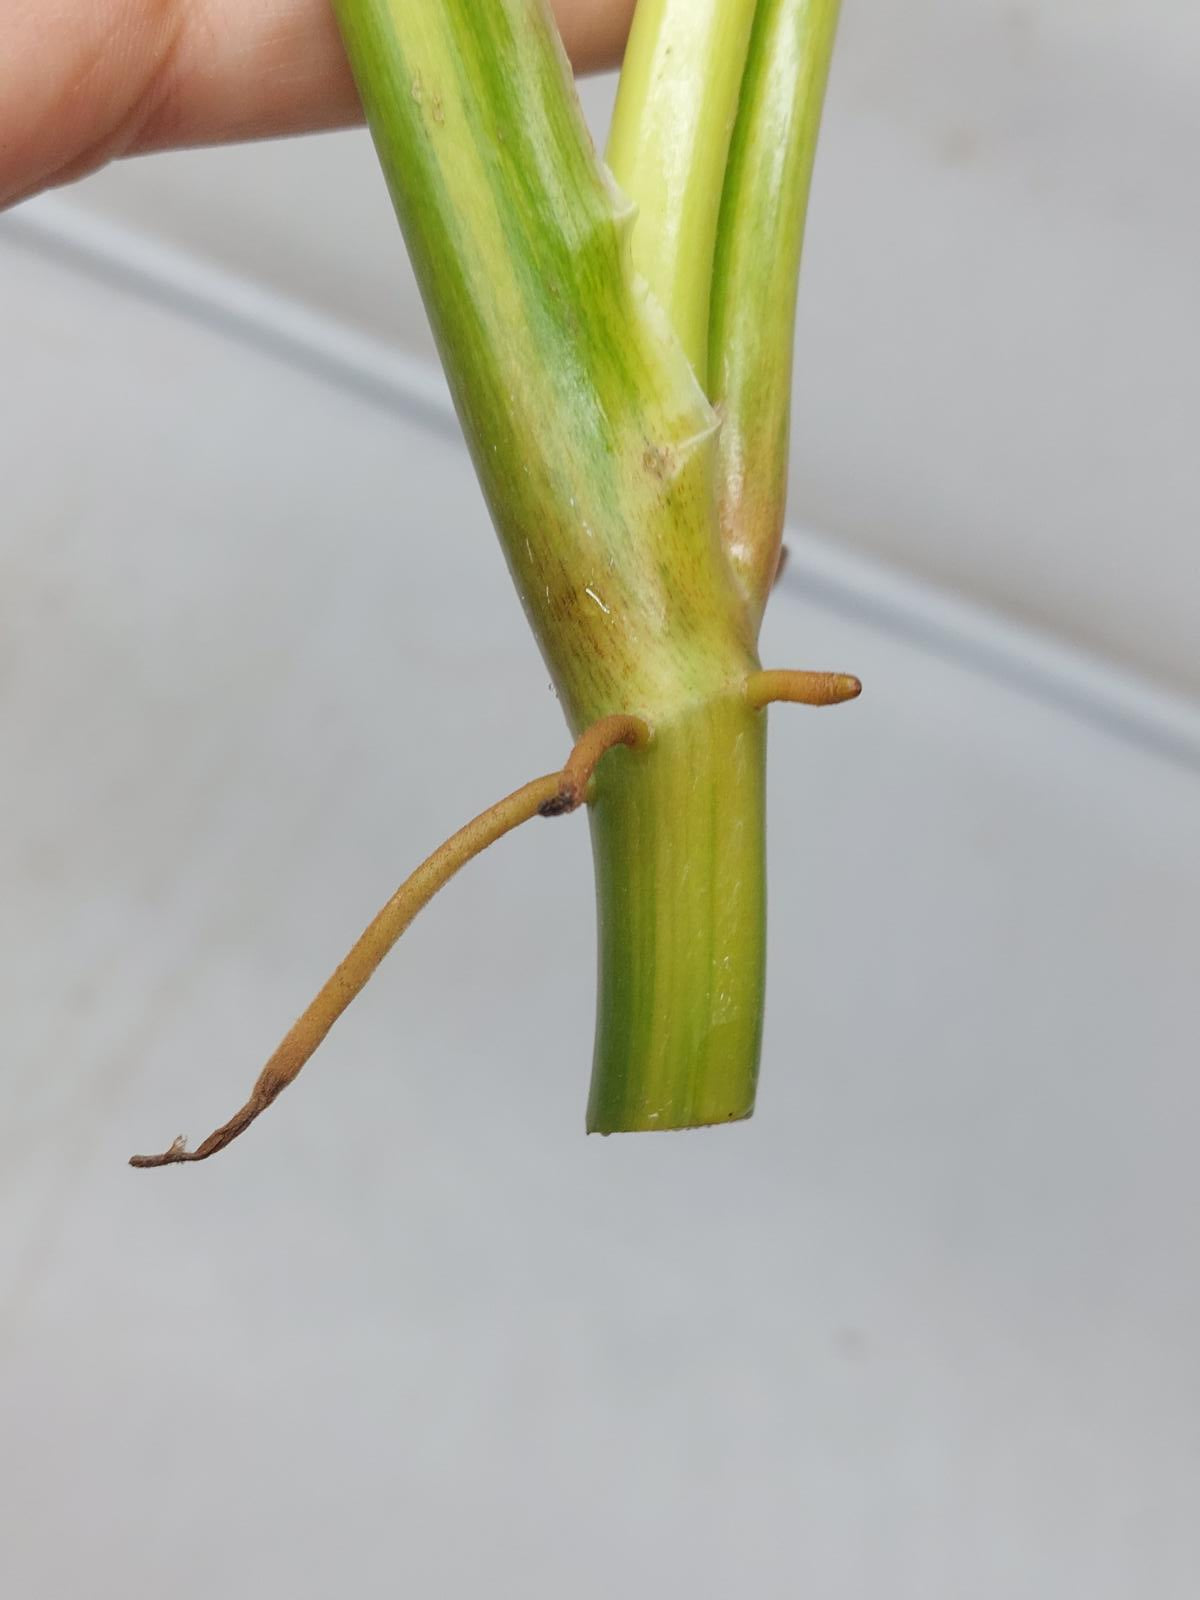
[
  {"x1": 130, "y1": 712, "x2": 649, "y2": 1169},
  {"x1": 744, "y1": 669, "x2": 862, "y2": 710}
]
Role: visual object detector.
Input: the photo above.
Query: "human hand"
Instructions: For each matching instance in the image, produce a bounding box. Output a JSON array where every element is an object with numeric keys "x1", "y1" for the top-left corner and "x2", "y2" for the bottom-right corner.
[{"x1": 2, "y1": 0, "x2": 636, "y2": 210}]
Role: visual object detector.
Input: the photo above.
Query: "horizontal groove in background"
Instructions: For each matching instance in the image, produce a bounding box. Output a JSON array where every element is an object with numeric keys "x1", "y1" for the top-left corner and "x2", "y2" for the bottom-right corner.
[{"x1": 5, "y1": 194, "x2": 1199, "y2": 777}]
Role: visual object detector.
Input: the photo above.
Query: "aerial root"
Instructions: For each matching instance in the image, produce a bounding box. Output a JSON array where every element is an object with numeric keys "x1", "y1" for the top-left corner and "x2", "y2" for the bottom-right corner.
[
  {"x1": 538, "y1": 712, "x2": 649, "y2": 814},
  {"x1": 744, "y1": 669, "x2": 862, "y2": 710},
  {"x1": 130, "y1": 711, "x2": 651, "y2": 1168}
]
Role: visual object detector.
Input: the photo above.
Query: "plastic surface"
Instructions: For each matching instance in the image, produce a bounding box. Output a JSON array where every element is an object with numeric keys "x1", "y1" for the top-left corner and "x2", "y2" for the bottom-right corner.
[{"x1": 2, "y1": 213, "x2": 1198, "y2": 1599}]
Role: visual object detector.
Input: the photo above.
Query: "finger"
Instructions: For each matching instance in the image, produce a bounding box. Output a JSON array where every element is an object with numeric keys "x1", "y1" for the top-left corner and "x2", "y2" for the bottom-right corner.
[{"x1": 1, "y1": 0, "x2": 637, "y2": 209}]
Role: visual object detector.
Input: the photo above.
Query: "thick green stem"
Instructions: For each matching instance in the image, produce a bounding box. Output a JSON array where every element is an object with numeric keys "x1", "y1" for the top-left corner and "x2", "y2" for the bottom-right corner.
[
  {"x1": 129, "y1": 0, "x2": 852, "y2": 1165},
  {"x1": 326, "y1": 0, "x2": 833, "y2": 1136},
  {"x1": 331, "y1": 0, "x2": 749, "y2": 732},
  {"x1": 588, "y1": 692, "x2": 766, "y2": 1132}
]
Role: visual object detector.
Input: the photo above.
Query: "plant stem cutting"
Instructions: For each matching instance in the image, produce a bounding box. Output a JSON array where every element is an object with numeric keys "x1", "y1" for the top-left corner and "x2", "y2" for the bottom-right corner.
[{"x1": 134, "y1": 0, "x2": 853, "y2": 1165}]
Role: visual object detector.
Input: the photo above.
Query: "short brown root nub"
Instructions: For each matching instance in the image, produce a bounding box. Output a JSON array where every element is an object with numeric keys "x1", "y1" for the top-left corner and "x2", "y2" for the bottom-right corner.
[
  {"x1": 130, "y1": 710, "x2": 651, "y2": 1169},
  {"x1": 744, "y1": 669, "x2": 862, "y2": 710}
]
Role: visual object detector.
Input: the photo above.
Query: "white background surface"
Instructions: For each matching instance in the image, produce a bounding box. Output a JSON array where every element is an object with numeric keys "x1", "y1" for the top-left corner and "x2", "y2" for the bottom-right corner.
[
  {"x1": 60, "y1": 0, "x2": 1200, "y2": 697},
  {"x1": 2, "y1": 215, "x2": 1198, "y2": 1597}
]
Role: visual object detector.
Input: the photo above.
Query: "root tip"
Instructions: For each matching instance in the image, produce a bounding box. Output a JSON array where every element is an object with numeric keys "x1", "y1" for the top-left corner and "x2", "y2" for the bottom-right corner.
[
  {"x1": 129, "y1": 1135, "x2": 191, "y2": 1169},
  {"x1": 747, "y1": 669, "x2": 864, "y2": 710}
]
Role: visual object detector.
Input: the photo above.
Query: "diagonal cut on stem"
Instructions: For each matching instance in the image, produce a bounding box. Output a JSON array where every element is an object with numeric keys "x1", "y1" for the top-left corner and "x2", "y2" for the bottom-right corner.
[{"x1": 130, "y1": 714, "x2": 649, "y2": 1168}]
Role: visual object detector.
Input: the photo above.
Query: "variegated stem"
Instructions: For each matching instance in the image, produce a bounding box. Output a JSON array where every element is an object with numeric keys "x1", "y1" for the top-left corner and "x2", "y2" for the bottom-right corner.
[
  {"x1": 709, "y1": 0, "x2": 841, "y2": 627},
  {"x1": 332, "y1": 0, "x2": 753, "y2": 731},
  {"x1": 330, "y1": 0, "x2": 766, "y2": 1131},
  {"x1": 606, "y1": 0, "x2": 759, "y2": 379}
]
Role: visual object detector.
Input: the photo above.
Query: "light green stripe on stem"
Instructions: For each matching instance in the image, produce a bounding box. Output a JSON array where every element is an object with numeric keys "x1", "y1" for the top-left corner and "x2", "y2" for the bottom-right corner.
[
  {"x1": 709, "y1": 0, "x2": 841, "y2": 627},
  {"x1": 606, "y1": 0, "x2": 759, "y2": 380}
]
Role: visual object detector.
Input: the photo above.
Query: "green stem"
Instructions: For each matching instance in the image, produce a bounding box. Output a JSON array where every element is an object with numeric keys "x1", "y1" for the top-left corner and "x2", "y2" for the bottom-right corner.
[
  {"x1": 709, "y1": 0, "x2": 841, "y2": 623},
  {"x1": 331, "y1": 0, "x2": 766, "y2": 1131},
  {"x1": 331, "y1": 0, "x2": 748, "y2": 732},
  {"x1": 588, "y1": 692, "x2": 766, "y2": 1132},
  {"x1": 132, "y1": 0, "x2": 852, "y2": 1163},
  {"x1": 606, "y1": 0, "x2": 759, "y2": 379}
]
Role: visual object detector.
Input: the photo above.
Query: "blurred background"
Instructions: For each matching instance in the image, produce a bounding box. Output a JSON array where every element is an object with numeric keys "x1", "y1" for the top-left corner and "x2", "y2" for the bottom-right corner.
[{"x1": 2, "y1": 3, "x2": 1198, "y2": 1596}]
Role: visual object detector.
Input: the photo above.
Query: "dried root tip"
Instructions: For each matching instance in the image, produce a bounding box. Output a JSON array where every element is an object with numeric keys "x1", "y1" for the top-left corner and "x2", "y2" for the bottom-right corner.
[
  {"x1": 130, "y1": 710, "x2": 652, "y2": 1169},
  {"x1": 745, "y1": 669, "x2": 862, "y2": 711},
  {"x1": 129, "y1": 1067, "x2": 293, "y2": 1168},
  {"x1": 129, "y1": 1136, "x2": 189, "y2": 1168}
]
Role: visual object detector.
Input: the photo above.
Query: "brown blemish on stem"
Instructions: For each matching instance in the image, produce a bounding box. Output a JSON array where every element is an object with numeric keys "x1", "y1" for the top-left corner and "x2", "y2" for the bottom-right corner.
[{"x1": 642, "y1": 443, "x2": 673, "y2": 480}]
